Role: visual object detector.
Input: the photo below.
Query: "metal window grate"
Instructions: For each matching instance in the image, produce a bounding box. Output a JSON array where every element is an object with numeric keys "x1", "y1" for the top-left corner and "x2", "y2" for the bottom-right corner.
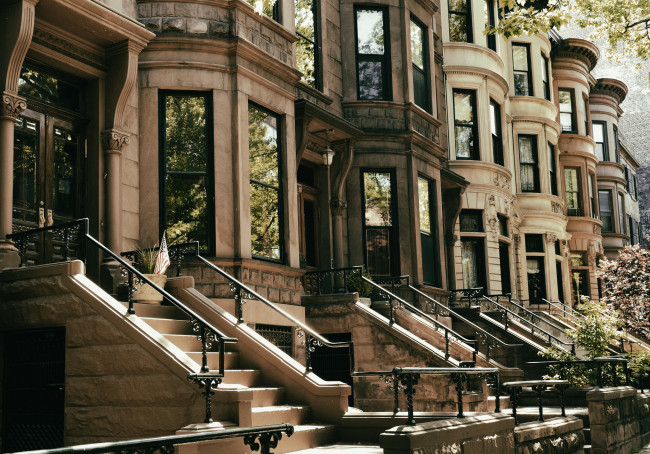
[{"x1": 255, "y1": 324, "x2": 293, "y2": 356}]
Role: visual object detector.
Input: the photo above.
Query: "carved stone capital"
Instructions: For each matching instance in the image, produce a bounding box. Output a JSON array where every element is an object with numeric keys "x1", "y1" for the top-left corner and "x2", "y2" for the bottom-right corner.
[
  {"x1": 330, "y1": 199, "x2": 347, "y2": 215},
  {"x1": 546, "y1": 233, "x2": 558, "y2": 244},
  {"x1": 1, "y1": 92, "x2": 26, "y2": 119},
  {"x1": 551, "y1": 201, "x2": 563, "y2": 214},
  {"x1": 101, "y1": 129, "x2": 129, "y2": 154},
  {"x1": 593, "y1": 224, "x2": 602, "y2": 235}
]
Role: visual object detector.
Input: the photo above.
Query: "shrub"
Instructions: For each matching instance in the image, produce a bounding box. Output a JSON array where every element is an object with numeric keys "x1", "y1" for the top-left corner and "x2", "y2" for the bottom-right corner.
[{"x1": 347, "y1": 267, "x2": 373, "y2": 298}]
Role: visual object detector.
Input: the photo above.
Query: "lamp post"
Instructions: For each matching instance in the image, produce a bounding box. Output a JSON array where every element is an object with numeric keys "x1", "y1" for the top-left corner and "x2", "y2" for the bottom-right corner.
[{"x1": 321, "y1": 141, "x2": 335, "y2": 270}]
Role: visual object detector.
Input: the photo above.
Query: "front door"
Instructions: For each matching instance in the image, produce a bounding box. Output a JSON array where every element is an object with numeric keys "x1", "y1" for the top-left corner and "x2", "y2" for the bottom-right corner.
[{"x1": 13, "y1": 110, "x2": 84, "y2": 264}]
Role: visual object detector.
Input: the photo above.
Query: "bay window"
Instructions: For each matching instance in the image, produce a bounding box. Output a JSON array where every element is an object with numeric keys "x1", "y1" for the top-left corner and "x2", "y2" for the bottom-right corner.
[
  {"x1": 558, "y1": 89, "x2": 576, "y2": 133},
  {"x1": 460, "y1": 210, "x2": 486, "y2": 290},
  {"x1": 512, "y1": 44, "x2": 532, "y2": 96},
  {"x1": 410, "y1": 18, "x2": 430, "y2": 112}
]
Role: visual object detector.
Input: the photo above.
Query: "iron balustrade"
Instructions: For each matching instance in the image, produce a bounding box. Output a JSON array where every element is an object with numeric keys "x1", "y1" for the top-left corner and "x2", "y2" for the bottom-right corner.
[
  {"x1": 537, "y1": 298, "x2": 584, "y2": 322},
  {"x1": 481, "y1": 296, "x2": 576, "y2": 355},
  {"x1": 355, "y1": 268, "x2": 479, "y2": 362},
  {"x1": 7, "y1": 219, "x2": 238, "y2": 424},
  {"x1": 502, "y1": 380, "x2": 570, "y2": 425},
  {"x1": 526, "y1": 357, "x2": 630, "y2": 388},
  {"x1": 449, "y1": 288, "x2": 484, "y2": 307},
  {"x1": 8, "y1": 218, "x2": 82, "y2": 267},
  {"x1": 6, "y1": 423, "x2": 294, "y2": 454},
  {"x1": 407, "y1": 284, "x2": 523, "y2": 361},
  {"x1": 490, "y1": 296, "x2": 568, "y2": 335},
  {"x1": 302, "y1": 266, "x2": 359, "y2": 295},
  {"x1": 137, "y1": 241, "x2": 355, "y2": 374},
  {"x1": 353, "y1": 366, "x2": 500, "y2": 425}
]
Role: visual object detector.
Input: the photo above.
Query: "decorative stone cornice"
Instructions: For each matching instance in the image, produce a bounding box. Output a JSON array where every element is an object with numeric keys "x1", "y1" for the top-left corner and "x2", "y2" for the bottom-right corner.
[
  {"x1": 1, "y1": 92, "x2": 26, "y2": 119},
  {"x1": 101, "y1": 129, "x2": 129, "y2": 154}
]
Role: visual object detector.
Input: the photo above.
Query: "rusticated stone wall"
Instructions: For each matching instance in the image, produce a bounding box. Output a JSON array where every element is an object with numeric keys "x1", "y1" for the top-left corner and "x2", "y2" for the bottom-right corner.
[{"x1": 515, "y1": 417, "x2": 585, "y2": 454}]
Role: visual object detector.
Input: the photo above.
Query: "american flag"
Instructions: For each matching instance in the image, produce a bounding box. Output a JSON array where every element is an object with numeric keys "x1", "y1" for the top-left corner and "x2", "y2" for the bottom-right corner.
[{"x1": 154, "y1": 232, "x2": 170, "y2": 275}]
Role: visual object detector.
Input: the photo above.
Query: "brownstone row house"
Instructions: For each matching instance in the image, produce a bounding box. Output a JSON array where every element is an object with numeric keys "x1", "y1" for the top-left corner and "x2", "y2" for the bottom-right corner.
[{"x1": 0, "y1": 0, "x2": 642, "y2": 449}]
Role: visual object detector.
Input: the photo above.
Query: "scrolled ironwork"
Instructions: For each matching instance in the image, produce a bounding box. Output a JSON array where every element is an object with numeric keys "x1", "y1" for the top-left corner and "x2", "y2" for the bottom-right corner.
[
  {"x1": 393, "y1": 370, "x2": 420, "y2": 425},
  {"x1": 484, "y1": 372, "x2": 501, "y2": 413},
  {"x1": 244, "y1": 426, "x2": 294, "y2": 454},
  {"x1": 450, "y1": 372, "x2": 468, "y2": 418},
  {"x1": 187, "y1": 373, "x2": 223, "y2": 423}
]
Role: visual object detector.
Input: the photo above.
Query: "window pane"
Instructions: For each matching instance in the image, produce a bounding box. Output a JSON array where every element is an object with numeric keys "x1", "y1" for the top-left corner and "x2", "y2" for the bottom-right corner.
[
  {"x1": 525, "y1": 234, "x2": 544, "y2": 252},
  {"x1": 461, "y1": 240, "x2": 479, "y2": 288},
  {"x1": 250, "y1": 183, "x2": 280, "y2": 259},
  {"x1": 593, "y1": 123, "x2": 604, "y2": 142},
  {"x1": 418, "y1": 177, "x2": 431, "y2": 233},
  {"x1": 513, "y1": 73, "x2": 530, "y2": 96},
  {"x1": 512, "y1": 45, "x2": 529, "y2": 71},
  {"x1": 357, "y1": 9, "x2": 385, "y2": 55},
  {"x1": 366, "y1": 229, "x2": 391, "y2": 276},
  {"x1": 521, "y1": 165, "x2": 535, "y2": 191},
  {"x1": 455, "y1": 125, "x2": 475, "y2": 159},
  {"x1": 18, "y1": 67, "x2": 80, "y2": 112},
  {"x1": 249, "y1": 108, "x2": 279, "y2": 187},
  {"x1": 519, "y1": 136, "x2": 535, "y2": 163},
  {"x1": 165, "y1": 174, "x2": 209, "y2": 246},
  {"x1": 358, "y1": 60, "x2": 385, "y2": 100},
  {"x1": 13, "y1": 119, "x2": 38, "y2": 223},
  {"x1": 454, "y1": 92, "x2": 473, "y2": 123},
  {"x1": 364, "y1": 172, "x2": 392, "y2": 227},
  {"x1": 565, "y1": 168, "x2": 579, "y2": 191},
  {"x1": 460, "y1": 210, "x2": 483, "y2": 232},
  {"x1": 449, "y1": 0, "x2": 468, "y2": 11},
  {"x1": 53, "y1": 128, "x2": 77, "y2": 218},
  {"x1": 410, "y1": 21, "x2": 424, "y2": 70},
  {"x1": 165, "y1": 96, "x2": 207, "y2": 172},
  {"x1": 297, "y1": 38, "x2": 316, "y2": 88}
]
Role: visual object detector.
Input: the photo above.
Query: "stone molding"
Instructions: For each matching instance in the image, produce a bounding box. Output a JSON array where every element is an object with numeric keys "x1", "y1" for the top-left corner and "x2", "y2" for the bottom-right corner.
[
  {"x1": 101, "y1": 129, "x2": 130, "y2": 154},
  {"x1": 1, "y1": 92, "x2": 27, "y2": 119}
]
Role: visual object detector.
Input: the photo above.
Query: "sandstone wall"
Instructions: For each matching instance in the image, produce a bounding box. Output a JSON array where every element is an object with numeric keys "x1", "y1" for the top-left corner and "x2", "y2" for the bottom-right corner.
[{"x1": 515, "y1": 417, "x2": 585, "y2": 454}]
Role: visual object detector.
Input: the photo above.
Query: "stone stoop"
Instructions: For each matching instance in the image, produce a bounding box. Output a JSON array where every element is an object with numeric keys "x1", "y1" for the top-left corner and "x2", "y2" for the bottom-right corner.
[{"x1": 124, "y1": 301, "x2": 337, "y2": 452}]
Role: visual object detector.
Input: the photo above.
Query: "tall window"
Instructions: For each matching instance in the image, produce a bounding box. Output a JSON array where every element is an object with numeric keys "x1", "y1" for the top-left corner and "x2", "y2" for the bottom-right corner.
[
  {"x1": 583, "y1": 97, "x2": 590, "y2": 136},
  {"x1": 296, "y1": 0, "x2": 319, "y2": 89},
  {"x1": 525, "y1": 234, "x2": 547, "y2": 304},
  {"x1": 449, "y1": 0, "x2": 472, "y2": 42},
  {"x1": 249, "y1": 104, "x2": 282, "y2": 261},
  {"x1": 160, "y1": 92, "x2": 213, "y2": 251},
  {"x1": 589, "y1": 174, "x2": 596, "y2": 218},
  {"x1": 564, "y1": 168, "x2": 582, "y2": 216},
  {"x1": 618, "y1": 192, "x2": 625, "y2": 234},
  {"x1": 630, "y1": 217, "x2": 638, "y2": 245},
  {"x1": 247, "y1": 0, "x2": 279, "y2": 20},
  {"x1": 541, "y1": 54, "x2": 551, "y2": 101},
  {"x1": 625, "y1": 166, "x2": 633, "y2": 194},
  {"x1": 613, "y1": 126, "x2": 619, "y2": 162},
  {"x1": 490, "y1": 100, "x2": 503, "y2": 165},
  {"x1": 512, "y1": 44, "x2": 532, "y2": 96},
  {"x1": 558, "y1": 89, "x2": 576, "y2": 132},
  {"x1": 519, "y1": 135, "x2": 539, "y2": 192},
  {"x1": 418, "y1": 177, "x2": 439, "y2": 286},
  {"x1": 410, "y1": 18, "x2": 429, "y2": 112},
  {"x1": 484, "y1": 0, "x2": 496, "y2": 51},
  {"x1": 460, "y1": 210, "x2": 485, "y2": 290},
  {"x1": 599, "y1": 190, "x2": 612, "y2": 232},
  {"x1": 453, "y1": 90, "x2": 478, "y2": 160},
  {"x1": 548, "y1": 143, "x2": 557, "y2": 196},
  {"x1": 363, "y1": 170, "x2": 397, "y2": 276},
  {"x1": 355, "y1": 7, "x2": 391, "y2": 100},
  {"x1": 593, "y1": 122, "x2": 608, "y2": 160}
]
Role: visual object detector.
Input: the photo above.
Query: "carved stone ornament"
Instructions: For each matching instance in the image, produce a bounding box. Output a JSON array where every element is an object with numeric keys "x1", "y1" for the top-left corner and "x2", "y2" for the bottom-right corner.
[
  {"x1": 330, "y1": 199, "x2": 347, "y2": 215},
  {"x1": 546, "y1": 233, "x2": 558, "y2": 244},
  {"x1": 2, "y1": 92, "x2": 27, "y2": 119},
  {"x1": 486, "y1": 194, "x2": 498, "y2": 232},
  {"x1": 513, "y1": 234, "x2": 521, "y2": 247},
  {"x1": 510, "y1": 199, "x2": 520, "y2": 220},
  {"x1": 101, "y1": 129, "x2": 129, "y2": 153},
  {"x1": 493, "y1": 173, "x2": 511, "y2": 190},
  {"x1": 551, "y1": 202, "x2": 563, "y2": 214},
  {"x1": 562, "y1": 240, "x2": 571, "y2": 258},
  {"x1": 593, "y1": 224, "x2": 602, "y2": 235}
]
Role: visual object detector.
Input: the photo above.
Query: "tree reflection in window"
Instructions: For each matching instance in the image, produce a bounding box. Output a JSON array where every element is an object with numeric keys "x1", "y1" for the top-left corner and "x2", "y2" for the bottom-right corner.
[
  {"x1": 161, "y1": 93, "x2": 211, "y2": 250},
  {"x1": 355, "y1": 8, "x2": 390, "y2": 100},
  {"x1": 53, "y1": 127, "x2": 77, "y2": 218},
  {"x1": 13, "y1": 117, "x2": 38, "y2": 223},
  {"x1": 249, "y1": 105, "x2": 282, "y2": 261},
  {"x1": 363, "y1": 171, "x2": 394, "y2": 276},
  {"x1": 454, "y1": 90, "x2": 478, "y2": 159},
  {"x1": 18, "y1": 66, "x2": 80, "y2": 112},
  {"x1": 296, "y1": 0, "x2": 318, "y2": 88},
  {"x1": 449, "y1": 0, "x2": 472, "y2": 42}
]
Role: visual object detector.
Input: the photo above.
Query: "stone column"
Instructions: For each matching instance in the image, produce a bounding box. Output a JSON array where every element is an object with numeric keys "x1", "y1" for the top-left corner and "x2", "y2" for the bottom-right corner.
[
  {"x1": 330, "y1": 199, "x2": 347, "y2": 269},
  {"x1": 0, "y1": 92, "x2": 26, "y2": 268}
]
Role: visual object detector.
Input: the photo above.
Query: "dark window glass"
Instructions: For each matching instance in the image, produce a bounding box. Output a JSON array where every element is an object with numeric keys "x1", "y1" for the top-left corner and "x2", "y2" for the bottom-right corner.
[
  {"x1": 564, "y1": 168, "x2": 582, "y2": 216},
  {"x1": 548, "y1": 143, "x2": 557, "y2": 196},
  {"x1": 558, "y1": 89, "x2": 575, "y2": 132},
  {"x1": 297, "y1": 164, "x2": 316, "y2": 187},
  {"x1": 556, "y1": 261, "x2": 564, "y2": 303},
  {"x1": 593, "y1": 122, "x2": 608, "y2": 161},
  {"x1": 18, "y1": 66, "x2": 81, "y2": 112},
  {"x1": 363, "y1": 170, "x2": 397, "y2": 276},
  {"x1": 512, "y1": 44, "x2": 532, "y2": 96},
  {"x1": 13, "y1": 117, "x2": 38, "y2": 224},
  {"x1": 459, "y1": 210, "x2": 483, "y2": 232},
  {"x1": 589, "y1": 174, "x2": 596, "y2": 218},
  {"x1": 454, "y1": 90, "x2": 478, "y2": 160},
  {"x1": 599, "y1": 190, "x2": 612, "y2": 232},
  {"x1": 555, "y1": 241, "x2": 561, "y2": 256},
  {"x1": 525, "y1": 234, "x2": 544, "y2": 253},
  {"x1": 449, "y1": 0, "x2": 472, "y2": 42},
  {"x1": 461, "y1": 238, "x2": 486, "y2": 289},
  {"x1": 630, "y1": 217, "x2": 638, "y2": 245},
  {"x1": 519, "y1": 135, "x2": 539, "y2": 192},
  {"x1": 497, "y1": 214, "x2": 508, "y2": 237},
  {"x1": 618, "y1": 192, "x2": 625, "y2": 234},
  {"x1": 499, "y1": 242, "x2": 511, "y2": 294},
  {"x1": 296, "y1": 0, "x2": 319, "y2": 89},
  {"x1": 411, "y1": 18, "x2": 430, "y2": 112},
  {"x1": 572, "y1": 269, "x2": 588, "y2": 305},
  {"x1": 249, "y1": 104, "x2": 283, "y2": 261},
  {"x1": 541, "y1": 55, "x2": 551, "y2": 101},
  {"x1": 484, "y1": 0, "x2": 496, "y2": 51},
  {"x1": 355, "y1": 8, "x2": 391, "y2": 100},
  {"x1": 490, "y1": 100, "x2": 503, "y2": 165},
  {"x1": 161, "y1": 93, "x2": 212, "y2": 251},
  {"x1": 53, "y1": 127, "x2": 77, "y2": 218},
  {"x1": 583, "y1": 97, "x2": 590, "y2": 136},
  {"x1": 527, "y1": 257, "x2": 547, "y2": 304},
  {"x1": 419, "y1": 177, "x2": 440, "y2": 286},
  {"x1": 613, "y1": 127, "x2": 619, "y2": 162},
  {"x1": 634, "y1": 173, "x2": 638, "y2": 199}
]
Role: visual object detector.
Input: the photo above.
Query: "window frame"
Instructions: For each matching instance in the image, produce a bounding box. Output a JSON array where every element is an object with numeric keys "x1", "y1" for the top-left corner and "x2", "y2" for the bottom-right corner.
[
  {"x1": 558, "y1": 88, "x2": 576, "y2": 133},
  {"x1": 295, "y1": 0, "x2": 321, "y2": 90},
  {"x1": 593, "y1": 121, "x2": 608, "y2": 161},
  {"x1": 410, "y1": 16, "x2": 430, "y2": 113},
  {"x1": 453, "y1": 89, "x2": 479, "y2": 160},
  {"x1": 564, "y1": 167, "x2": 582, "y2": 217},
  {"x1": 418, "y1": 175, "x2": 440, "y2": 286},
  {"x1": 248, "y1": 102, "x2": 285, "y2": 263},
  {"x1": 484, "y1": 0, "x2": 496, "y2": 51},
  {"x1": 599, "y1": 189, "x2": 613, "y2": 233},
  {"x1": 583, "y1": 96, "x2": 590, "y2": 137},
  {"x1": 512, "y1": 43, "x2": 533, "y2": 96},
  {"x1": 159, "y1": 90, "x2": 215, "y2": 254},
  {"x1": 548, "y1": 143, "x2": 557, "y2": 196},
  {"x1": 448, "y1": 0, "x2": 473, "y2": 43},
  {"x1": 490, "y1": 99, "x2": 503, "y2": 165},
  {"x1": 618, "y1": 191, "x2": 626, "y2": 234},
  {"x1": 541, "y1": 54, "x2": 551, "y2": 101},
  {"x1": 613, "y1": 126, "x2": 620, "y2": 163},
  {"x1": 354, "y1": 6, "x2": 392, "y2": 101},
  {"x1": 518, "y1": 134, "x2": 539, "y2": 192}
]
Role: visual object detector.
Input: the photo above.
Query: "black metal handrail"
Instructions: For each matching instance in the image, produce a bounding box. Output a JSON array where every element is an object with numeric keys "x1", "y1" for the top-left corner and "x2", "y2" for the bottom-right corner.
[
  {"x1": 355, "y1": 268, "x2": 479, "y2": 363},
  {"x1": 492, "y1": 297, "x2": 568, "y2": 334},
  {"x1": 538, "y1": 298, "x2": 584, "y2": 322},
  {"x1": 7, "y1": 423, "x2": 294, "y2": 454},
  {"x1": 481, "y1": 296, "x2": 576, "y2": 355},
  {"x1": 502, "y1": 380, "x2": 570, "y2": 425},
  {"x1": 526, "y1": 357, "x2": 629, "y2": 388},
  {"x1": 302, "y1": 266, "x2": 359, "y2": 295},
  {"x1": 407, "y1": 284, "x2": 522, "y2": 361},
  {"x1": 7, "y1": 219, "x2": 238, "y2": 424},
  {"x1": 132, "y1": 241, "x2": 355, "y2": 374},
  {"x1": 450, "y1": 287, "x2": 484, "y2": 307},
  {"x1": 354, "y1": 366, "x2": 500, "y2": 424}
]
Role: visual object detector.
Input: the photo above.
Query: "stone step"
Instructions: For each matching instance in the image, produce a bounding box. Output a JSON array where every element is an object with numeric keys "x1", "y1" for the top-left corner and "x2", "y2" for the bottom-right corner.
[
  {"x1": 216, "y1": 386, "x2": 285, "y2": 407},
  {"x1": 164, "y1": 334, "x2": 222, "y2": 352},
  {"x1": 187, "y1": 351, "x2": 240, "y2": 370},
  {"x1": 286, "y1": 443, "x2": 383, "y2": 453},
  {"x1": 141, "y1": 317, "x2": 193, "y2": 334},
  {"x1": 121, "y1": 301, "x2": 188, "y2": 320},
  {"x1": 251, "y1": 405, "x2": 311, "y2": 426},
  {"x1": 222, "y1": 369, "x2": 263, "y2": 387}
]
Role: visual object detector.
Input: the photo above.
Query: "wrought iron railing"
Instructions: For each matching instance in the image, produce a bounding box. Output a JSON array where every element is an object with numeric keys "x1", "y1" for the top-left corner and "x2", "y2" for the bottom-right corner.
[
  {"x1": 7, "y1": 423, "x2": 294, "y2": 454},
  {"x1": 502, "y1": 379, "x2": 570, "y2": 425},
  {"x1": 537, "y1": 298, "x2": 584, "y2": 322},
  {"x1": 449, "y1": 287, "x2": 484, "y2": 307},
  {"x1": 124, "y1": 241, "x2": 355, "y2": 374},
  {"x1": 481, "y1": 296, "x2": 576, "y2": 355},
  {"x1": 487, "y1": 296, "x2": 568, "y2": 335},
  {"x1": 526, "y1": 357, "x2": 629, "y2": 388},
  {"x1": 7, "y1": 219, "x2": 238, "y2": 424},
  {"x1": 303, "y1": 266, "x2": 359, "y2": 295},
  {"x1": 355, "y1": 269, "x2": 479, "y2": 363},
  {"x1": 353, "y1": 366, "x2": 500, "y2": 425}
]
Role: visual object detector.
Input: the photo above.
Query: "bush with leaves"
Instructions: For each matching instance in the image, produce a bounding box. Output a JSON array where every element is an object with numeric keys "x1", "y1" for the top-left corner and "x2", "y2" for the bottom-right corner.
[{"x1": 347, "y1": 267, "x2": 373, "y2": 298}]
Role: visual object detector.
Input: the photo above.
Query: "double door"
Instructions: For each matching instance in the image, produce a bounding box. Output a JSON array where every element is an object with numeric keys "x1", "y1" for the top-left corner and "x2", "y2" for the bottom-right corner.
[{"x1": 12, "y1": 109, "x2": 83, "y2": 264}]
